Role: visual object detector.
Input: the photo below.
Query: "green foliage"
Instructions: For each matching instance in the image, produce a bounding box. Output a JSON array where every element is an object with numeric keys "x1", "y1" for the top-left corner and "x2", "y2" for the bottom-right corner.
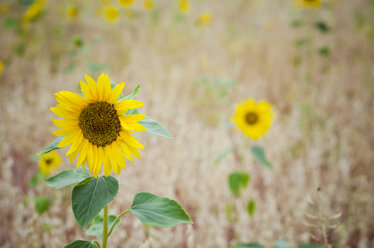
[
  {"x1": 30, "y1": 170, "x2": 44, "y2": 187},
  {"x1": 39, "y1": 136, "x2": 64, "y2": 155},
  {"x1": 246, "y1": 199, "x2": 256, "y2": 217},
  {"x1": 225, "y1": 203, "x2": 233, "y2": 222},
  {"x1": 228, "y1": 172, "x2": 250, "y2": 196},
  {"x1": 315, "y1": 21, "x2": 331, "y2": 33},
  {"x1": 235, "y1": 241, "x2": 324, "y2": 248},
  {"x1": 72, "y1": 176, "x2": 118, "y2": 229},
  {"x1": 294, "y1": 38, "x2": 311, "y2": 48},
  {"x1": 3, "y1": 18, "x2": 17, "y2": 30},
  {"x1": 129, "y1": 192, "x2": 192, "y2": 228},
  {"x1": 45, "y1": 168, "x2": 90, "y2": 189},
  {"x1": 88, "y1": 63, "x2": 108, "y2": 72},
  {"x1": 214, "y1": 146, "x2": 233, "y2": 165},
  {"x1": 273, "y1": 240, "x2": 291, "y2": 248},
  {"x1": 86, "y1": 215, "x2": 120, "y2": 239},
  {"x1": 298, "y1": 245, "x2": 324, "y2": 248},
  {"x1": 64, "y1": 240, "x2": 98, "y2": 248},
  {"x1": 139, "y1": 116, "x2": 173, "y2": 138},
  {"x1": 118, "y1": 84, "x2": 141, "y2": 101},
  {"x1": 251, "y1": 145, "x2": 273, "y2": 169},
  {"x1": 34, "y1": 197, "x2": 51, "y2": 215},
  {"x1": 318, "y1": 47, "x2": 330, "y2": 57}
]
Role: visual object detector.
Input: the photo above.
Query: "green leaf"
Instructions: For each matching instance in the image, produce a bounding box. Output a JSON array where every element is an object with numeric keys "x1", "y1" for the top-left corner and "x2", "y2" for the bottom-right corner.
[
  {"x1": 226, "y1": 203, "x2": 233, "y2": 222},
  {"x1": 235, "y1": 243, "x2": 265, "y2": 248},
  {"x1": 318, "y1": 47, "x2": 330, "y2": 57},
  {"x1": 34, "y1": 197, "x2": 52, "y2": 215},
  {"x1": 228, "y1": 172, "x2": 250, "y2": 196},
  {"x1": 246, "y1": 199, "x2": 256, "y2": 217},
  {"x1": 251, "y1": 145, "x2": 273, "y2": 169},
  {"x1": 139, "y1": 116, "x2": 173, "y2": 138},
  {"x1": 118, "y1": 84, "x2": 140, "y2": 101},
  {"x1": 298, "y1": 245, "x2": 324, "y2": 248},
  {"x1": 273, "y1": 240, "x2": 291, "y2": 248},
  {"x1": 39, "y1": 136, "x2": 64, "y2": 155},
  {"x1": 64, "y1": 240, "x2": 98, "y2": 248},
  {"x1": 72, "y1": 176, "x2": 118, "y2": 229},
  {"x1": 45, "y1": 168, "x2": 90, "y2": 189},
  {"x1": 214, "y1": 146, "x2": 233, "y2": 165},
  {"x1": 88, "y1": 63, "x2": 108, "y2": 72},
  {"x1": 86, "y1": 215, "x2": 120, "y2": 239},
  {"x1": 30, "y1": 170, "x2": 44, "y2": 187},
  {"x1": 3, "y1": 18, "x2": 17, "y2": 30},
  {"x1": 315, "y1": 21, "x2": 330, "y2": 33},
  {"x1": 130, "y1": 192, "x2": 192, "y2": 228}
]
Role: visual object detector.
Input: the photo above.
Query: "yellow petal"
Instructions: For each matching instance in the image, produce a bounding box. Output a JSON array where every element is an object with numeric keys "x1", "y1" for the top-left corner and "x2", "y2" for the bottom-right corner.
[
  {"x1": 115, "y1": 100, "x2": 144, "y2": 115},
  {"x1": 58, "y1": 131, "x2": 81, "y2": 148},
  {"x1": 112, "y1": 143, "x2": 126, "y2": 170},
  {"x1": 80, "y1": 80, "x2": 95, "y2": 101},
  {"x1": 117, "y1": 140, "x2": 134, "y2": 162},
  {"x1": 108, "y1": 82, "x2": 125, "y2": 104},
  {"x1": 97, "y1": 73, "x2": 111, "y2": 101},
  {"x1": 84, "y1": 74, "x2": 98, "y2": 100},
  {"x1": 51, "y1": 118, "x2": 78, "y2": 128},
  {"x1": 66, "y1": 133, "x2": 83, "y2": 156}
]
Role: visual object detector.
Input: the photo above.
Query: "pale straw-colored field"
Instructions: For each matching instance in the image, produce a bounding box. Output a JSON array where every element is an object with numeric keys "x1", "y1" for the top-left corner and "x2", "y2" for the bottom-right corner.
[{"x1": 0, "y1": 0, "x2": 373, "y2": 247}]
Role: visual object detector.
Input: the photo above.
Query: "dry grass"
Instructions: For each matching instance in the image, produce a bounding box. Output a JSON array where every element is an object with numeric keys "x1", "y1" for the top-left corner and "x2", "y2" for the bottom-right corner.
[{"x1": 0, "y1": 0, "x2": 374, "y2": 247}]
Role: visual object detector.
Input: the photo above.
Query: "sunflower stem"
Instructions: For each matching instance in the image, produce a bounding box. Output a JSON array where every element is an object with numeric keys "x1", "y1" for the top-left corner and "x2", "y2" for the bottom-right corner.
[
  {"x1": 102, "y1": 205, "x2": 109, "y2": 248},
  {"x1": 107, "y1": 209, "x2": 130, "y2": 237}
]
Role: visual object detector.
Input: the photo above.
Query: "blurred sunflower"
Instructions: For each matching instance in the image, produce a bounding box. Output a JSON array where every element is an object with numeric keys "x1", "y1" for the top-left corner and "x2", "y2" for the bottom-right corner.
[
  {"x1": 196, "y1": 12, "x2": 212, "y2": 26},
  {"x1": 232, "y1": 98, "x2": 274, "y2": 140},
  {"x1": 0, "y1": 3, "x2": 10, "y2": 14},
  {"x1": 118, "y1": 0, "x2": 135, "y2": 7},
  {"x1": 0, "y1": 60, "x2": 3, "y2": 76},
  {"x1": 65, "y1": 4, "x2": 79, "y2": 21},
  {"x1": 39, "y1": 151, "x2": 62, "y2": 176},
  {"x1": 103, "y1": 5, "x2": 119, "y2": 23},
  {"x1": 293, "y1": 0, "x2": 321, "y2": 8},
  {"x1": 22, "y1": 0, "x2": 46, "y2": 25},
  {"x1": 179, "y1": 0, "x2": 190, "y2": 13},
  {"x1": 143, "y1": 0, "x2": 154, "y2": 10},
  {"x1": 51, "y1": 73, "x2": 146, "y2": 178}
]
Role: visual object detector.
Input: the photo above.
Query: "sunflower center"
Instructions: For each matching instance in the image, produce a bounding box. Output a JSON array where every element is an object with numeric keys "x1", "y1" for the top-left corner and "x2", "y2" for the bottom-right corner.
[
  {"x1": 79, "y1": 101, "x2": 121, "y2": 147},
  {"x1": 45, "y1": 158, "x2": 53, "y2": 166},
  {"x1": 245, "y1": 112, "x2": 258, "y2": 125}
]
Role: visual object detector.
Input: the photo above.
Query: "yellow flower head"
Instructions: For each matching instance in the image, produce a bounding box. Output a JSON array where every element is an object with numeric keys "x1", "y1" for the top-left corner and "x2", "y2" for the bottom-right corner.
[
  {"x1": 232, "y1": 98, "x2": 274, "y2": 140},
  {"x1": 0, "y1": 60, "x2": 3, "y2": 76},
  {"x1": 39, "y1": 151, "x2": 62, "y2": 176},
  {"x1": 22, "y1": 0, "x2": 46, "y2": 25},
  {"x1": 0, "y1": 3, "x2": 10, "y2": 14},
  {"x1": 118, "y1": 0, "x2": 135, "y2": 7},
  {"x1": 143, "y1": 0, "x2": 154, "y2": 10},
  {"x1": 179, "y1": 0, "x2": 190, "y2": 13},
  {"x1": 103, "y1": 5, "x2": 119, "y2": 23},
  {"x1": 293, "y1": 0, "x2": 322, "y2": 8},
  {"x1": 197, "y1": 12, "x2": 212, "y2": 26},
  {"x1": 65, "y1": 4, "x2": 79, "y2": 21},
  {"x1": 51, "y1": 73, "x2": 146, "y2": 178}
]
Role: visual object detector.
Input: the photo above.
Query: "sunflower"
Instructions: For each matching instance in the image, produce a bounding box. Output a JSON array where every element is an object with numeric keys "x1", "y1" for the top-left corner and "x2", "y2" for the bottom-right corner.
[
  {"x1": 103, "y1": 5, "x2": 119, "y2": 23},
  {"x1": 118, "y1": 0, "x2": 135, "y2": 7},
  {"x1": 179, "y1": 0, "x2": 190, "y2": 13},
  {"x1": 293, "y1": 0, "x2": 322, "y2": 8},
  {"x1": 22, "y1": 0, "x2": 45, "y2": 25},
  {"x1": 143, "y1": 0, "x2": 154, "y2": 10},
  {"x1": 65, "y1": 4, "x2": 79, "y2": 21},
  {"x1": 232, "y1": 98, "x2": 274, "y2": 140},
  {"x1": 196, "y1": 12, "x2": 212, "y2": 26},
  {"x1": 51, "y1": 73, "x2": 146, "y2": 178},
  {"x1": 0, "y1": 60, "x2": 3, "y2": 76},
  {"x1": 39, "y1": 151, "x2": 62, "y2": 176}
]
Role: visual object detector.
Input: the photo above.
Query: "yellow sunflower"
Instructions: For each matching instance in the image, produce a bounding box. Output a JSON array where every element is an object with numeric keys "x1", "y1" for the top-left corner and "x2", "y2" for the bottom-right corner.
[
  {"x1": 118, "y1": 0, "x2": 135, "y2": 7},
  {"x1": 22, "y1": 0, "x2": 46, "y2": 25},
  {"x1": 293, "y1": 0, "x2": 322, "y2": 8},
  {"x1": 232, "y1": 98, "x2": 274, "y2": 140},
  {"x1": 196, "y1": 12, "x2": 212, "y2": 26},
  {"x1": 179, "y1": 0, "x2": 190, "y2": 13},
  {"x1": 143, "y1": 0, "x2": 154, "y2": 10},
  {"x1": 103, "y1": 5, "x2": 119, "y2": 23},
  {"x1": 65, "y1": 4, "x2": 79, "y2": 21},
  {"x1": 39, "y1": 151, "x2": 62, "y2": 176},
  {"x1": 0, "y1": 60, "x2": 3, "y2": 76},
  {"x1": 51, "y1": 73, "x2": 146, "y2": 178}
]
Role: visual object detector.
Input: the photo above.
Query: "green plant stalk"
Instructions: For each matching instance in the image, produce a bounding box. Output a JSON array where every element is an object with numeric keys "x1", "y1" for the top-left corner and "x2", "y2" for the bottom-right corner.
[
  {"x1": 107, "y1": 209, "x2": 130, "y2": 237},
  {"x1": 102, "y1": 205, "x2": 109, "y2": 248}
]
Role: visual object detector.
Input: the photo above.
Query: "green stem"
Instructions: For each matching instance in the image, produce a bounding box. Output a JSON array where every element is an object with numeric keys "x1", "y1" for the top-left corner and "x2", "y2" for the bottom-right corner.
[
  {"x1": 107, "y1": 209, "x2": 130, "y2": 237},
  {"x1": 102, "y1": 205, "x2": 109, "y2": 248}
]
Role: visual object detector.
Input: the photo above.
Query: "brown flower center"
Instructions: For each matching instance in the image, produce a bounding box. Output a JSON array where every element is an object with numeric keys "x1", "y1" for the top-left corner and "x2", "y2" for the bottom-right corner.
[
  {"x1": 245, "y1": 112, "x2": 258, "y2": 125},
  {"x1": 79, "y1": 101, "x2": 121, "y2": 146}
]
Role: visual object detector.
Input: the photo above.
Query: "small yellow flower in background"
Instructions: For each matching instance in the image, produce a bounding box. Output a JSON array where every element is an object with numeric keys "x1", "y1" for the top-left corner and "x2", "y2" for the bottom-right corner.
[
  {"x1": 0, "y1": 60, "x2": 4, "y2": 76},
  {"x1": 293, "y1": 0, "x2": 322, "y2": 8},
  {"x1": 103, "y1": 5, "x2": 120, "y2": 23},
  {"x1": 143, "y1": 0, "x2": 154, "y2": 10},
  {"x1": 232, "y1": 98, "x2": 274, "y2": 140},
  {"x1": 39, "y1": 151, "x2": 62, "y2": 176},
  {"x1": 22, "y1": 0, "x2": 46, "y2": 25},
  {"x1": 179, "y1": 0, "x2": 190, "y2": 13},
  {"x1": 196, "y1": 12, "x2": 212, "y2": 26},
  {"x1": 0, "y1": 3, "x2": 10, "y2": 14},
  {"x1": 51, "y1": 73, "x2": 146, "y2": 178},
  {"x1": 118, "y1": 0, "x2": 136, "y2": 7},
  {"x1": 101, "y1": 0, "x2": 111, "y2": 3},
  {"x1": 65, "y1": 4, "x2": 79, "y2": 21}
]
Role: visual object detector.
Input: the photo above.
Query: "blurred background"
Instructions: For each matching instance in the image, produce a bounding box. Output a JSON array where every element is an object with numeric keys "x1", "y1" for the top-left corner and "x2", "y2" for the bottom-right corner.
[{"x1": 0, "y1": 0, "x2": 374, "y2": 247}]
